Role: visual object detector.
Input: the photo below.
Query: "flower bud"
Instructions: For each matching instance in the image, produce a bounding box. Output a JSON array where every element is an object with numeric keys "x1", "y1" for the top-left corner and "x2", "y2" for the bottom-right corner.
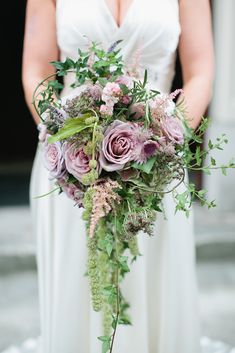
[{"x1": 89, "y1": 159, "x2": 97, "y2": 169}]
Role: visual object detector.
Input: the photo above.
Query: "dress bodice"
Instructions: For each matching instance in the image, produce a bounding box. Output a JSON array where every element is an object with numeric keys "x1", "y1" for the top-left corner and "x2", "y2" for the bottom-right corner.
[{"x1": 56, "y1": 0, "x2": 181, "y2": 93}]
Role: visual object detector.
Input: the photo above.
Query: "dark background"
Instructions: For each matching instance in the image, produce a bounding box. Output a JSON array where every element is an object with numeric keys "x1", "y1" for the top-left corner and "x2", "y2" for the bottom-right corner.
[{"x1": 0, "y1": 1, "x2": 183, "y2": 205}]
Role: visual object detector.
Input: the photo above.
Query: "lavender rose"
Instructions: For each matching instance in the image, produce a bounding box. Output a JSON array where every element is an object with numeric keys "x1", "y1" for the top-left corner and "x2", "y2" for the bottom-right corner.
[
  {"x1": 161, "y1": 117, "x2": 184, "y2": 145},
  {"x1": 57, "y1": 178, "x2": 84, "y2": 207},
  {"x1": 43, "y1": 136, "x2": 66, "y2": 179},
  {"x1": 99, "y1": 120, "x2": 138, "y2": 172},
  {"x1": 64, "y1": 142, "x2": 100, "y2": 182}
]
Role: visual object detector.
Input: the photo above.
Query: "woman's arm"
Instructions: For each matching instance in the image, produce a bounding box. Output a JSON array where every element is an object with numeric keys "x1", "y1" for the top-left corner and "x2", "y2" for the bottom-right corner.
[
  {"x1": 22, "y1": 0, "x2": 59, "y2": 125},
  {"x1": 178, "y1": 0, "x2": 214, "y2": 129}
]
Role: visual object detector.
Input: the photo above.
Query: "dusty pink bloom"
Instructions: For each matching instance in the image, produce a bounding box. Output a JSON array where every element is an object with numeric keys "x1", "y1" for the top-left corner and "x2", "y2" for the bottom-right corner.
[
  {"x1": 102, "y1": 82, "x2": 122, "y2": 104},
  {"x1": 86, "y1": 83, "x2": 102, "y2": 100},
  {"x1": 132, "y1": 140, "x2": 160, "y2": 164},
  {"x1": 159, "y1": 143, "x2": 176, "y2": 156},
  {"x1": 100, "y1": 104, "x2": 113, "y2": 116},
  {"x1": 43, "y1": 135, "x2": 66, "y2": 179},
  {"x1": 89, "y1": 179, "x2": 121, "y2": 238},
  {"x1": 64, "y1": 142, "x2": 99, "y2": 181},
  {"x1": 160, "y1": 116, "x2": 184, "y2": 145},
  {"x1": 170, "y1": 89, "x2": 183, "y2": 100},
  {"x1": 121, "y1": 95, "x2": 131, "y2": 105},
  {"x1": 57, "y1": 178, "x2": 84, "y2": 207},
  {"x1": 130, "y1": 102, "x2": 145, "y2": 119},
  {"x1": 115, "y1": 75, "x2": 133, "y2": 89},
  {"x1": 99, "y1": 120, "x2": 139, "y2": 171},
  {"x1": 150, "y1": 94, "x2": 176, "y2": 120}
]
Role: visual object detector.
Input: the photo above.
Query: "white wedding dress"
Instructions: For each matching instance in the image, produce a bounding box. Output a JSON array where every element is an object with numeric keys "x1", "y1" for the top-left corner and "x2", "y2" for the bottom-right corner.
[{"x1": 2, "y1": 1, "x2": 233, "y2": 353}]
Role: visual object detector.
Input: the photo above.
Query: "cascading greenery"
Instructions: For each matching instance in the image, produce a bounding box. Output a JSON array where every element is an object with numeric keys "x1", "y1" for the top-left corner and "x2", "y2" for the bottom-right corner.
[{"x1": 33, "y1": 41, "x2": 235, "y2": 353}]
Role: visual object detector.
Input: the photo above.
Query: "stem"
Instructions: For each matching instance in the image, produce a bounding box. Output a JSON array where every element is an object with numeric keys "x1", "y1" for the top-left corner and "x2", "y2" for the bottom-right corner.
[
  {"x1": 109, "y1": 215, "x2": 120, "y2": 353},
  {"x1": 32, "y1": 73, "x2": 58, "y2": 118},
  {"x1": 32, "y1": 69, "x2": 76, "y2": 119},
  {"x1": 109, "y1": 269, "x2": 120, "y2": 353},
  {"x1": 188, "y1": 165, "x2": 235, "y2": 171},
  {"x1": 130, "y1": 167, "x2": 185, "y2": 194}
]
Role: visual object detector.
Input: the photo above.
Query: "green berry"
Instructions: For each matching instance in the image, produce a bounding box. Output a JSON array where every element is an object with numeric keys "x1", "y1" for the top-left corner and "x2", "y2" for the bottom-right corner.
[{"x1": 89, "y1": 159, "x2": 97, "y2": 169}]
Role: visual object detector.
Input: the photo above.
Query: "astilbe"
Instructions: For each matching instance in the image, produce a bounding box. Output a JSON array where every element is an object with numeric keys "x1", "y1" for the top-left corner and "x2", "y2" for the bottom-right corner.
[{"x1": 89, "y1": 179, "x2": 122, "y2": 238}]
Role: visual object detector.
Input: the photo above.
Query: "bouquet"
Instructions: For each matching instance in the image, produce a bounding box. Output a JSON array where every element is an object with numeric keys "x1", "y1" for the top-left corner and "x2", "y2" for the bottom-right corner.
[{"x1": 33, "y1": 41, "x2": 234, "y2": 353}]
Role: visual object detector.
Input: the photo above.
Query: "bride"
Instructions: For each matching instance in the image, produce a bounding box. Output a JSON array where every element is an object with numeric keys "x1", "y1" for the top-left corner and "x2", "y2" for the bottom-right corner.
[{"x1": 22, "y1": 0, "x2": 214, "y2": 352}]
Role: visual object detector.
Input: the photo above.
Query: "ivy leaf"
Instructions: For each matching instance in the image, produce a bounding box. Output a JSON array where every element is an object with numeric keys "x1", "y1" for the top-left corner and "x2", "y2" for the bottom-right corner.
[
  {"x1": 195, "y1": 146, "x2": 202, "y2": 166},
  {"x1": 106, "y1": 243, "x2": 113, "y2": 257},
  {"x1": 118, "y1": 256, "x2": 130, "y2": 274},
  {"x1": 98, "y1": 336, "x2": 111, "y2": 353},
  {"x1": 208, "y1": 140, "x2": 214, "y2": 149},
  {"x1": 210, "y1": 157, "x2": 216, "y2": 166},
  {"x1": 118, "y1": 317, "x2": 132, "y2": 325},
  {"x1": 132, "y1": 156, "x2": 157, "y2": 174}
]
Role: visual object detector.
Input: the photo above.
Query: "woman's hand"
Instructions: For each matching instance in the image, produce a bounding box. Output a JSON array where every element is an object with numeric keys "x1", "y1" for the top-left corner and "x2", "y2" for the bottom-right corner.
[
  {"x1": 178, "y1": 0, "x2": 214, "y2": 130},
  {"x1": 22, "y1": 0, "x2": 59, "y2": 126}
]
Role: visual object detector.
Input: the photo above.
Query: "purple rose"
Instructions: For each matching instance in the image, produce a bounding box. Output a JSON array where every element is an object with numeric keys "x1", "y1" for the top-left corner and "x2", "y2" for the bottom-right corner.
[
  {"x1": 43, "y1": 136, "x2": 66, "y2": 179},
  {"x1": 161, "y1": 117, "x2": 184, "y2": 145},
  {"x1": 64, "y1": 142, "x2": 100, "y2": 181},
  {"x1": 99, "y1": 120, "x2": 138, "y2": 172},
  {"x1": 57, "y1": 178, "x2": 84, "y2": 207}
]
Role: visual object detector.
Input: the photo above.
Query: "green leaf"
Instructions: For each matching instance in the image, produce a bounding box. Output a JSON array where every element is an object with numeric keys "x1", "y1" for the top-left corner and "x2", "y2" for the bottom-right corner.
[
  {"x1": 118, "y1": 317, "x2": 132, "y2": 325},
  {"x1": 98, "y1": 77, "x2": 108, "y2": 86},
  {"x1": 195, "y1": 146, "x2": 202, "y2": 166},
  {"x1": 143, "y1": 69, "x2": 148, "y2": 86},
  {"x1": 210, "y1": 157, "x2": 216, "y2": 166},
  {"x1": 198, "y1": 189, "x2": 207, "y2": 198},
  {"x1": 98, "y1": 336, "x2": 111, "y2": 353},
  {"x1": 221, "y1": 166, "x2": 227, "y2": 176},
  {"x1": 132, "y1": 156, "x2": 157, "y2": 174},
  {"x1": 48, "y1": 116, "x2": 94, "y2": 143},
  {"x1": 208, "y1": 140, "x2": 214, "y2": 149},
  {"x1": 106, "y1": 243, "x2": 113, "y2": 257},
  {"x1": 98, "y1": 336, "x2": 111, "y2": 342},
  {"x1": 118, "y1": 256, "x2": 130, "y2": 273}
]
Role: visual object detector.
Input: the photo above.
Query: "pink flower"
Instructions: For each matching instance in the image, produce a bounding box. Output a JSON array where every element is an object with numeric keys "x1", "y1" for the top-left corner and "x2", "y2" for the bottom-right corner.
[
  {"x1": 102, "y1": 82, "x2": 122, "y2": 105},
  {"x1": 150, "y1": 94, "x2": 176, "y2": 120},
  {"x1": 57, "y1": 178, "x2": 84, "y2": 207},
  {"x1": 160, "y1": 116, "x2": 184, "y2": 145},
  {"x1": 115, "y1": 75, "x2": 133, "y2": 89},
  {"x1": 121, "y1": 95, "x2": 131, "y2": 105},
  {"x1": 100, "y1": 104, "x2": 113, "y2": 117},
  {"x1": 132, "y1": 140, "x2": 160, "y2": 164},
  {"x1": 43, "y1": 136, "x2": 66, "y2": 179},
  {"x1": 99, "y1": 120, "x2": 138, "y2": 171},
  {"x1": 130, "y1": 102, "x2": 145, "y2": 119},
  {"x1": 64, "y1": 142, "x2": 99, "y2": 181},
  {"x1": 86, "y1": 83, "x2": 102, "y2": 100}
]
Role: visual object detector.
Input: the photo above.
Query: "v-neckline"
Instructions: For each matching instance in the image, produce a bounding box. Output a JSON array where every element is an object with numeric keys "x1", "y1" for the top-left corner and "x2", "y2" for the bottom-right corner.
[{"x1": 102, "y1": 0, "x2": 136, "y2": 31}]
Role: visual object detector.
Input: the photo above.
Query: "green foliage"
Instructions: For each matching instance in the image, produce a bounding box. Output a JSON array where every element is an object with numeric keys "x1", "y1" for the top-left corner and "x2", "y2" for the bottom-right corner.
[
  {"x1": 132, "y1": 156, "x2": 157, "y2": 174},
  {"x1": 48, "y1": 115, "x2": 94, "y2": 143},
  {"x1": 33, "y1": 42, "x2": 235, "y2": 353}
]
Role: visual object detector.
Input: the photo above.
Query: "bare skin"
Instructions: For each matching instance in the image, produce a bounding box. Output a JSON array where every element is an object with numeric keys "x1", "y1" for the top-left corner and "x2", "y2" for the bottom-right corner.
[{"x1": 22, "y1": 0, "x2": 214, "y2": 129}]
